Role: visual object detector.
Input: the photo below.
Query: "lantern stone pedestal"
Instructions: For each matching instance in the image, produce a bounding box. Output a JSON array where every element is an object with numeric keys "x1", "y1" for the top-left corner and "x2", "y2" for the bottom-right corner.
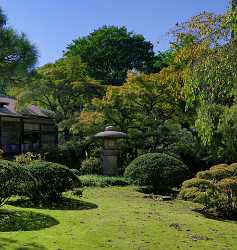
[{"x1": 94, "y1": 126, "x2": 127, "y2": 176}]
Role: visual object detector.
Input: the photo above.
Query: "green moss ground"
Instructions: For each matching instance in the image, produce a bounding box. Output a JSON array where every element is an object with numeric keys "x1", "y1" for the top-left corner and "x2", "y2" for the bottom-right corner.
[{"x1": 0, "y1": 186, "x2": 237, "y2": 250}]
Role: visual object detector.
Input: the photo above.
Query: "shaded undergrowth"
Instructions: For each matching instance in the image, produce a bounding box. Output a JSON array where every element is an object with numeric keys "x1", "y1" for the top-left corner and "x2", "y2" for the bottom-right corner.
[{"x1": 193, "y1": 207, "x2": 237, "y2": 222}]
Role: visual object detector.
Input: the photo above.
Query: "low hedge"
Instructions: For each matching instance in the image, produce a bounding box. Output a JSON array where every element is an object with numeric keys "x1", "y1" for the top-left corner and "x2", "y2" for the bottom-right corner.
[{"x1": 79, "y1": 175, "x2": 130, "y2": 187}]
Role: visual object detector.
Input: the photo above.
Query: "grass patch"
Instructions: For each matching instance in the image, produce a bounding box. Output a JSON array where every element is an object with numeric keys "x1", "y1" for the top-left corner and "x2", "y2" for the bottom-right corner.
[
  {"x1": 0, "y1": 186, "x2": 237, "y2": 249},
  {"x1": 79, "y1": 175, "x2": 130, "y2": 187}
]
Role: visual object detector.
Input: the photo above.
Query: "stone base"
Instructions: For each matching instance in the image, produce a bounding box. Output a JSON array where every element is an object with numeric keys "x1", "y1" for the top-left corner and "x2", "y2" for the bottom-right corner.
[{"x1": 102, "y1": 155, "x2": 118, "y2": 176}]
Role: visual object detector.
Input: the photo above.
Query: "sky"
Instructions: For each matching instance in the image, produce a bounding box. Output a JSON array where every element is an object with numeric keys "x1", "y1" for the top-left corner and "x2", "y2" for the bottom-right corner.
[{"x1": 0, "y1": 0, "x2": 229, "y2": 66}]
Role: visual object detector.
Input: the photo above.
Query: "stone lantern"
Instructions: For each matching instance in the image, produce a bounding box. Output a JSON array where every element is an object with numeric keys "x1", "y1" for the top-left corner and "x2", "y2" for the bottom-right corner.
[{"x1": 94, "y1": 126, "x2": 127, "y2": 176}]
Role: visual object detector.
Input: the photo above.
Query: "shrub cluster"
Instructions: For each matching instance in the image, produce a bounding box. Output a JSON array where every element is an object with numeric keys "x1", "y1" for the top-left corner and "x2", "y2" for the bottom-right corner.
[
  {"x1": 41, "y1": 141, "x2": 85, "y2": 169},
  {"x1": 179, "y1": 163, "x2": 237, "y2": 216},
  {"x1": 125, "y1": 153, "x2": 189, "y2": 193},
  {"x1": 41, "y1": 140, "x2": 102, "y2": 170}
]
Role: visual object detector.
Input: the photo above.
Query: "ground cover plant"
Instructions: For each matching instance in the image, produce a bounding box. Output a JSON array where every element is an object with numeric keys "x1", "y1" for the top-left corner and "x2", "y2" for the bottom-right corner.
[{"x1": 0, "y1": 186, "x2": 237, "y2": 249}]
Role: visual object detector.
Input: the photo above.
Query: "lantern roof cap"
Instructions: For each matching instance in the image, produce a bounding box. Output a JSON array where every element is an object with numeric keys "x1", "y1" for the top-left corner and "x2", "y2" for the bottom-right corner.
[{"x1": 94, "y1": 126, "x2": 127, "y2": 139}]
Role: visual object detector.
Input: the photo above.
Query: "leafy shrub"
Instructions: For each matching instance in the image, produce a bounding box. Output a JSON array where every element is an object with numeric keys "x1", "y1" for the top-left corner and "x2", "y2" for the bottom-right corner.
[
  {"x1": 70, "y1": 169, "x2": 81, "y2": 176},
  {"x1": 124, "y1": 153, "x2": 189, "y2": 193},
  {"x1": 80, "y1": 157, "x2": 101, "y2": 175},
  {"x1": 80, "y1": 175, "x2": 130, "y2": 187},
  {"x1": 0, "y1": 160, "x2": 32, "y2": 206},
  {"x1": 16, "y1": 152, "x2": 44, "y2": 165},
  {"x1": 179, "y1": 163, "x2": 237, "y2": 217},
  {"x1": 41, "y1": 140, "x2": 102, "y2": 170},
  {"x1": 41, "y1": 141, "x2": 83, "y2": 169},
  {"x1": 24, "y1": 161, "x2": 81, "y2": 203},
  {"x1": 196, "y1": 164, "x2": 234, "y2": 181}
]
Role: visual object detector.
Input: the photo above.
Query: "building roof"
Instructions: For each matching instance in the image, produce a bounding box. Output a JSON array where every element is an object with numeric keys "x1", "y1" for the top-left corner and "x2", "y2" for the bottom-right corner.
[{"x1": 0, "y1": 96, "x2": 54, "y2": 119}]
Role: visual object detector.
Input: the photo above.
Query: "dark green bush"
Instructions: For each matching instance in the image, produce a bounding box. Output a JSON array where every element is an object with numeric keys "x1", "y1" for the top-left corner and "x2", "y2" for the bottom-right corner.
[
  {"x1": 179, "y1": 163, "x2": 237, "y2": 217},
  {"x1": 24, "y1": 161, "x2": 81, "y2": 203},
  {"x1": 0, "y1": 160, "x2": 32, "y2": 206},
  {"x1": 125, "y1": 153, "x2": 189, "y2": 193},
  {"x1": 41, "y1": 141, "x2": 84, "y2": 169},
  {"x1": 80, "y1": 157, "x2": 101, "y2": 175},
  {"x1": 41, "y1": 140, "x2": 102, "y2": 170}
]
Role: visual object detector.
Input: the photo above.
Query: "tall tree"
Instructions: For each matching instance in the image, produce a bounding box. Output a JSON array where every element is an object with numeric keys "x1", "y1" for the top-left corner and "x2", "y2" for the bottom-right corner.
[
  {"x1": 65, "y1": 26, "x2": 155, "y2": 85},
  {"x1": 0, "y1": 7, "x2": 38, "y2": 93},
  {"x1": 171, "y1": 9, "x2": 237, "y2": 162},
  {"x1": 9, "y1": 56, "x2": 105, "y2": 140}
]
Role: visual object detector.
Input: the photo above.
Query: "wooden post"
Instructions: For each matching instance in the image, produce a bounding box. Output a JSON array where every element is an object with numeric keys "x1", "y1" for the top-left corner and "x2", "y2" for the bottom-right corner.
[
  {"x1": 55, "y1": 125, "x2": 58, "y2": 145},
  {"x1": 19, "y1": 118, "x2": 24, "y2": 153},
  {"x1": 39, "y1": 123, "x2": 42, "y2": 149}
]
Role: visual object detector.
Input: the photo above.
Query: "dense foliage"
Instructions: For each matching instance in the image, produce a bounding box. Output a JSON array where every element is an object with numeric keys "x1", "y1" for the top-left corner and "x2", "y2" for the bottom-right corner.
[
  {"x1": 65, "y1": 26, "x2": 155, "y2": 85},
  {"x1": 41, "y1": 140, "x2": 101, "y2": 169},
  {"x1": 179, "y1": 163, "x2": 237, "y2": 217},
  {"x1": 170, "y1": 9, "x2": 237, "y2": 163},
  {"x1": 125, "y1": 153, "x2": 189, "y2": 193},
  {"x1": 80, "y1": 157, "x2": 101, "y2": 175},
  {"x1": 9, "y1": 56, "x2": 105, "y2": 139},
  {"x1": 0, "y1": 160, "x2": 32, "y2": 206},
  {"x1": 0, "y1": 7, "x2": 37, "y2": 94}
]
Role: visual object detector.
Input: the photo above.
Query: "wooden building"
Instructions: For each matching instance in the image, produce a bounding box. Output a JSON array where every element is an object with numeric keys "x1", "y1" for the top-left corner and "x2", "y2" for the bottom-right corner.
[{"x1": 0, "y1": 96, "x2": 57, "y2": 154}]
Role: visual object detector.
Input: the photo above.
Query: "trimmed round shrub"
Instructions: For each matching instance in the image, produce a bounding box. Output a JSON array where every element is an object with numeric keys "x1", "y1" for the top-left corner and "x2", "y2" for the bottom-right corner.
[
  {"x1": 0, "y1": 160, "x2": 32, "y2": 206},
  {"x1": 25, "y1": 161, "x2": 81, "y2": 203},
  {"x1": 124, "y1": 153, "x2": 189, "y2": 193}
]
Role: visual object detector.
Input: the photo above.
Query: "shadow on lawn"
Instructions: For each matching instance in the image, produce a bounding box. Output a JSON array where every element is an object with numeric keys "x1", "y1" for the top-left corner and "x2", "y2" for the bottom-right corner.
[
  {"x1": 8, "y1": 197, "x2": 98, "y2": 211},
  {"x1": 0, "y1": 238, "x2": 48, "y2": 250},
  {"x1": 192, "y1": 208, "x2": 237, "y2": 222},
  {"x1": 0, "y1": 209, "x2": 59, "y2": 232}
]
